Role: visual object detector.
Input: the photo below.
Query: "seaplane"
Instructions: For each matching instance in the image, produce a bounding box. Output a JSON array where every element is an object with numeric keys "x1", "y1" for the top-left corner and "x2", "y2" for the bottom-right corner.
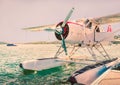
[{"x1": 20, "y1": 8, "x2": 120, "y2": 85}]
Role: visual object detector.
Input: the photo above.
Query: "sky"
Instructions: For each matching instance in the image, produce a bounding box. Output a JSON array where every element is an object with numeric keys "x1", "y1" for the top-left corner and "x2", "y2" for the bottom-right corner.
[{"x1": 0, "y1": 0, "x2": 120, "y2": 43}]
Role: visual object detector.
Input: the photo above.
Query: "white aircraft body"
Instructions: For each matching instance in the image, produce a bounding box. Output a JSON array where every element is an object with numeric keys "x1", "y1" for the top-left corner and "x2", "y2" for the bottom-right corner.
[
  {"x1": 23, "y1": 8, "x2": 120, "y2": 48},
  {"x1": 20, "y1": 8, "x2": 120, "y2": 85}
]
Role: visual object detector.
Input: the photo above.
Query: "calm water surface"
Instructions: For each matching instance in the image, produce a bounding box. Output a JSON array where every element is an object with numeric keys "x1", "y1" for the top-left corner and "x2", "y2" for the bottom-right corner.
[{"x1": 0, "y1": 44, "x2": 87, "y2": 85}]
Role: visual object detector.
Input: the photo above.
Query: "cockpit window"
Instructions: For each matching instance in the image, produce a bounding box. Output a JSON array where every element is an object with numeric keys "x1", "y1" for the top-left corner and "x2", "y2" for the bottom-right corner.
[
  {"x1": 84, "y1": 19, "x2": 92, "y2": 29},
  {"x1": 95, "y1": 26, "x2": 100, "y2": 32},
  {"x1": 87, "y1": 22, "x2": 92, "y2": 29}
]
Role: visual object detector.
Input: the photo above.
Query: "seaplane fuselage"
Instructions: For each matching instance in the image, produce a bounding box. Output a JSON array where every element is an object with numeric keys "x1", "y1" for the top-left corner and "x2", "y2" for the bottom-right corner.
[{"x1": 55, "y1": 20, "x2": 113, "y2": 45}]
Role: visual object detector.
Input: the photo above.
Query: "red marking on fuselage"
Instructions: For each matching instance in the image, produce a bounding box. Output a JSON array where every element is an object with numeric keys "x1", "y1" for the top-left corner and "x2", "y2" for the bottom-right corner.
[
  {"x1": 64, "y1": 27, "x2": 67, "y2": 33},
  {"x1": 67, "y1": 21, "x2": 83, "y2": 27},
  {"x1": 107, "y1": 25, "x2": 112, "y2": 32}
]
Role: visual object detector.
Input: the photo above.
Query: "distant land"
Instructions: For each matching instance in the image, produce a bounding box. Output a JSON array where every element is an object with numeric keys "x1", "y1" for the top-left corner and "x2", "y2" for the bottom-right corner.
[
  {"x1": 1, "y1": 35, "x2": 120, "y2": 45},
  {"x1": 25, "y1": 35, "x2": 120, "y2": 44},
  {"x1": 0, "y1": 42, "x2": 7, "y2": 44},
  {"x1": 24, "y1": 41, "x2": 61, "y2": 44}
]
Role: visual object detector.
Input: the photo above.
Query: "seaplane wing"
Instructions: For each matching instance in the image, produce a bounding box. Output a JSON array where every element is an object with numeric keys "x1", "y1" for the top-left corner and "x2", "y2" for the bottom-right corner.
[
  {"x1": 92, "y1": 13, "x2": 120, "y2": 25},
  {"x1": 23, "y1": 24, "x2": 56, "y2": 31},
  {"x1": 23, "y1": 8, "x2": 75, "y2": 32},
  {"x1": 23, "y1": 13, "x2": 120, "y2": 32}
]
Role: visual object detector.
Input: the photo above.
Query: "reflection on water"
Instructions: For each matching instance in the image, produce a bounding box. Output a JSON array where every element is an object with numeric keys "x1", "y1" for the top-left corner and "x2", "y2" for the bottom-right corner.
[{"x1": 0, "y1": 44, "x2": 85, "y2": 85}]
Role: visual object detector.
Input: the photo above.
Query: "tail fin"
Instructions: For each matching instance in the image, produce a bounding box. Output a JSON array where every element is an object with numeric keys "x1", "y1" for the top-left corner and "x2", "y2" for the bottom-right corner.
[{"x1": 107, "y1": 25, "x2": 112, "y2": 32}]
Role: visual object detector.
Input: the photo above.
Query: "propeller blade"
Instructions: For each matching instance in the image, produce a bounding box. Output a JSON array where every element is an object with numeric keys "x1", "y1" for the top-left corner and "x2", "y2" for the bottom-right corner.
[
  {"x1": 62, "y1": 7, "x2": 75, "y2": 27},
  {"x1": 44, "y1": 28, "x2": 55, "y2": 31},
  {"x1": 61, "y1": 35, "x2": 67, "y2": 55}
]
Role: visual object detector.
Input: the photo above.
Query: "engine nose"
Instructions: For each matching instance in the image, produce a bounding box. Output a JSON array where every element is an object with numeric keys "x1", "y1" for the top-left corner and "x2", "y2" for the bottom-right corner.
[{"x1": 55, "y1": 22, "x2": 69, "y2": 40}]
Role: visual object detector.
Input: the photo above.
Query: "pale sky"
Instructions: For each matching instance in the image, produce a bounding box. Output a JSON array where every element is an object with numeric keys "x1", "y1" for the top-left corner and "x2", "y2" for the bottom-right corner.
[{"x1": 0, "y1": 0, "x2": 120, "y2": 43}]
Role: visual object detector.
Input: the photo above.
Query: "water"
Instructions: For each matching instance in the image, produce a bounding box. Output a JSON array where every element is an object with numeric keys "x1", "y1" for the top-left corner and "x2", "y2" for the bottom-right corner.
[
  {"x1": 1, "y1": 43, "x2": 119, "y2": 85},
  {"x1": 0, "y1": 44, "x2": 86, "y2": 85}
]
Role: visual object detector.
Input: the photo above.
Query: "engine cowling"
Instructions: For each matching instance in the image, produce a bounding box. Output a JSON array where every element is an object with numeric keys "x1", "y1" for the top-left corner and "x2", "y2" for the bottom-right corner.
[{"x1": 55, "y1": 22, "x2": 69, "y2": 40}]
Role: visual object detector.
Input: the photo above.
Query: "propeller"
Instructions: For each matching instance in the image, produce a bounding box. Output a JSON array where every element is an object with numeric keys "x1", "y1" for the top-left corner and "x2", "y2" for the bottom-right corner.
[
  {"x1": 55, "y1": 7, "x2": 74, "y2": 55},
  {"x1": 23, "y1": 7, "x2": 75, "y2": 55}
]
